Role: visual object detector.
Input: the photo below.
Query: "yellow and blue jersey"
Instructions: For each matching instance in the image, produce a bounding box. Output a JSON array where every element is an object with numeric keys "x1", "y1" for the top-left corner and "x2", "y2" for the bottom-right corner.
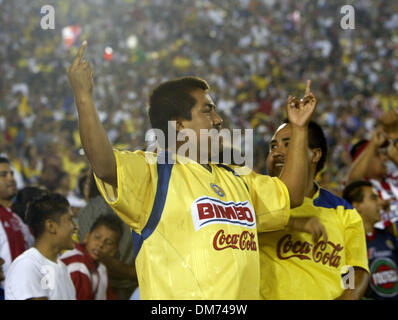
[
  {"x1": 259, "y1": 185, "x2": 369, "y2": 300},
  {"x1": 94, "y1": 149, "x2": 290, "y2": 299}
]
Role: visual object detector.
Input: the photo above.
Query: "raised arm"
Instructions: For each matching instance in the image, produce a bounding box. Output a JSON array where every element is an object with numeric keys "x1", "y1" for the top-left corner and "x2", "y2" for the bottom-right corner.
[
  {"x1": 346, "y1": 128, "x2": 386, "y2": 183},
  {"x1": 380, "y1": 110, "x2": 398, "y2": 167},
  {"x1": 67, "y1": 41, "x2": 117, "y2": 187},
  {"x1": 279, "y1": 80, "x2": 316, "y2": 208}
]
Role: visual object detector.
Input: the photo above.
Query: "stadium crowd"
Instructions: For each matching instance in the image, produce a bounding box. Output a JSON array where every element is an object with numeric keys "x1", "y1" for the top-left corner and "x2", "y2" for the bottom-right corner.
[{"x1": 1, "y1": 0, "x2": 398, "y2": 300}]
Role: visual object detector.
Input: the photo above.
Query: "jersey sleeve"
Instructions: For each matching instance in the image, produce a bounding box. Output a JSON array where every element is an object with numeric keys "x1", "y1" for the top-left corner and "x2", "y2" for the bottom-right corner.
[
  {"x1": 342, "y1": 208, "x2": 370, "y2": 273},
  {"x1": 4, "y1": 258, "x2": 47, "y2": 300},
  {"x1": 94, "y1": 150, "x2": 158, "y2": 234},
  {"x1": 241, "y1": 170, "x2": 290, "y2": 233}
]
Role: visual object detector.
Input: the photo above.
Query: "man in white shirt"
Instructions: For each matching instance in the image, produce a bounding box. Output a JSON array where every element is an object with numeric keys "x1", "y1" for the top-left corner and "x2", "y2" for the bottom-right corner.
[{"x1": 5, "y1": 193, "x2": 77, "y2": 300}]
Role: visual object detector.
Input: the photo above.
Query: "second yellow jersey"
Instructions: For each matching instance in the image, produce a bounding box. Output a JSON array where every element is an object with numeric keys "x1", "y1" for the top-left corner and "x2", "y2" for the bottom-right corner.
[
  {"x1": 95, "y1": 150, "x2": 290, "y2": 299},
  {"x1": 259, "y1": 186, "x2": 369, "y2": 300}
]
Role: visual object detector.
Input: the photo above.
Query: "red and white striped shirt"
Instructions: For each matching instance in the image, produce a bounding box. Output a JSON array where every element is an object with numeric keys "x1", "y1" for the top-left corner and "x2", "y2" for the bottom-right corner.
[
  {"x1": 0, "y1": 205, "x2": 34, "y2": 286},
  {"x1": 60, "y1": 243, "x2": 116, "y2": 300},
  {"x1": 369, "y1": 172, "x2": 398, "y2": 229}
]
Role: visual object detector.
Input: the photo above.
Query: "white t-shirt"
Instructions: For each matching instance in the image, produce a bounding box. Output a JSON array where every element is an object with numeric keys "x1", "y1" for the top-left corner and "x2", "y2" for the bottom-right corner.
[{"x1": 4, "y1": 248, "x2": 76, "y2": 300}]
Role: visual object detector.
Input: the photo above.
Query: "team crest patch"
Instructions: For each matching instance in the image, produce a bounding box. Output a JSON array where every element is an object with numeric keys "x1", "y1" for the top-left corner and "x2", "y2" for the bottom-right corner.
[
  {"x1": 370, "y1": 257, "x2": 398, "y2": 298},
  {"x1": 191, "y1": 196, "x2": 256, "y2": 231},
  {"x1": 210, "y1": 183, "x2": 225, "y2": 197}
]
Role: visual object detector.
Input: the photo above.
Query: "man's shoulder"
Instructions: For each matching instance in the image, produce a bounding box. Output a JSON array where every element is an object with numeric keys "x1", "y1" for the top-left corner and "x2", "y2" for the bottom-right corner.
[
  {"x1": 115, "y1": 148, "x2": 155, "y2": 159},
  {"x1": 375, "y1": 227, "x2": 398, "y2": 240},
  {"x1": 8, "y1": 248, "x2": 43, "y2": 274},
  {"x1": 314, "y1": 188, "x2": 353, "y2": 210},
  {"x1": 114, "y1": 149, "x2": 161, "y2": 168}
]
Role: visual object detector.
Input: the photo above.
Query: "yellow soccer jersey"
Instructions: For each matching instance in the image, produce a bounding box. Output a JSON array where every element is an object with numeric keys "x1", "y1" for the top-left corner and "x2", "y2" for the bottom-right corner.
[
  {"x1": 94, "y1": 149, "x2": 290, "y2": 300},
  {"x1": 259, "y1": 185, "x2": 370, "y2": 300}
]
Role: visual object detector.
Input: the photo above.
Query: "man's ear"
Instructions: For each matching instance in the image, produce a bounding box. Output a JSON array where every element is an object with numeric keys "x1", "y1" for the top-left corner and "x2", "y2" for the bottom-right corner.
[
  {"x1": 45, "y1": 219, "x2": 58, "y2": 235},
  {"x1": 352, "y1": 201, "x2": 362, "y2": 214},
  {"x1": 175, "y1": 120, "x2": 184, "y2": 132},
  {"x1": 311, "y1": 148, "x2": 322, "y2": 164}
]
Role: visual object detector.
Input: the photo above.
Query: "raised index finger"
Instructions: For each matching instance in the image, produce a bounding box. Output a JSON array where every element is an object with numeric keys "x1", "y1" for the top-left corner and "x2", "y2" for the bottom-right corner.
[
  {"x1": 305, "y1": 79, "x2": 311, "y2": 96},
  {"x1": 71, "y1": 41, "x2": 87, "y2": 68}
]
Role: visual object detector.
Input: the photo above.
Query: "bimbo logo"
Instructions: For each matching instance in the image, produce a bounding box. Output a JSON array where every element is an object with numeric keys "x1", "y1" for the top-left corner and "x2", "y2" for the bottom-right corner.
[{"x1": 191, "y1": 196, "x2": 256, "y2": 231}]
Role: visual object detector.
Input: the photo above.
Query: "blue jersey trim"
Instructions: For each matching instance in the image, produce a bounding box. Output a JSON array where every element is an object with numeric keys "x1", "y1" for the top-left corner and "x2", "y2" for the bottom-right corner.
[
  {"x1": 313, "y1": 188, "x2": 353, "y2": 210},
  {"x1": 216, "y1": 164, "x2": 249, "y2": 192},
  {"x1": 194, "y1": 196, "x2": 249, "y2": 206},
  {"x1": 132, "y1": 151, "x2": 174, "y2": 259}
]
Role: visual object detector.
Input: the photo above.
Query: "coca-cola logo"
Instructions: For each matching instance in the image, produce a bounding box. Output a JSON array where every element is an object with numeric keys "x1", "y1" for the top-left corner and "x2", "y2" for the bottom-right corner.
[
  {"x1": 213, "y1": 229, "x2": 257, "y2": 251},
  {"x1": 276, "y1": 234, "x2": 343, "y2": 268}
]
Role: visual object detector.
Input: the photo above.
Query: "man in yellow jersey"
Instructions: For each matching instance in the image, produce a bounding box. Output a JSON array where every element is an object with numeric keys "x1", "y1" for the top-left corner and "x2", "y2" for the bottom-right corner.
[
  {"x1": 66, "y1": 41, "x2": 325, "y2": 299},
  {"x1": 260, "y1": 119, "x2": 370, "y2": 300}
]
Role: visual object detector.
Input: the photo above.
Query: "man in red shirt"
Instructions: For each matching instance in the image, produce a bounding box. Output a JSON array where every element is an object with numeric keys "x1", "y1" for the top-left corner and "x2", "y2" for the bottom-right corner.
[{"x1": 0, "y1": 157, "x2": 33, "y2": 287}]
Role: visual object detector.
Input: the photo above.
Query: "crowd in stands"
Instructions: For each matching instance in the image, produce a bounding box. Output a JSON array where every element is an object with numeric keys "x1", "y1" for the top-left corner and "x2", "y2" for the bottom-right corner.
[{"x1": 2, "y1": 0, "x2": 398, "y2": 194}]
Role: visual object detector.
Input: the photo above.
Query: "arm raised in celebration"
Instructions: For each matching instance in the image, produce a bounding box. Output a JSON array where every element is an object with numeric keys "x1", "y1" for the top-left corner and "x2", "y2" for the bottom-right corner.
[
  {"x1": 67, "y1": 41, "x2": 117, "y2": 187},
  {"x1": 279, "y1": 80, "x2": 317, "y2": 208}
]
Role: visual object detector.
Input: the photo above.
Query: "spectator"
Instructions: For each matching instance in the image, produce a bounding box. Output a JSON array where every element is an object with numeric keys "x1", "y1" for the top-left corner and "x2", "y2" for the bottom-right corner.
[
  {"x1": 78, "y1": 171, "x2": 137, "y2": 300},
  {"x1": 38, "y1": 164, "x2": 62, "y2": 191},
  {"x1": 4, "y1": 193, "x2": 76, "y2": 300},
  {"x1": 346, "y1": 111, "x2": 398, "y2": 234},
  {"x1": 0, "y1": 157, "x2": 34, "y2": 289},
  {"x1": 54, "y1": 171, "x2": 71, "y2": 197},
  {"x1": 21, "y1": 144, "x2": 42, "y2": 185},
  {"x1": 54, "y1": 170, "x2": 86, "y2": 211},
  {"x1": 259, "y1": 119, "x2": 369, "y2": 300},
  {"x1": 343, "y1": 180, "x2": 398, "y2": 300},
  {"x1": 61, "y1": 214, "x2": 122, "y2": 300}
]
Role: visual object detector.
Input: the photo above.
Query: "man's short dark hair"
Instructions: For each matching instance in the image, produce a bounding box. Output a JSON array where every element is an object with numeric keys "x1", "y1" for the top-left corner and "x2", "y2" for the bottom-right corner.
[
  {"x1": 283, "y1": 119, "x2": 328, "y2": 174},
  {"x1": 89, "y1": 214, "x2": 123, "y2": 244},
  {"x1": 0, "y1": 157, "x2": 10, "y2": 165},
  {"x1": 14, "y1": 186, "x2": 48, "y2": 222},
  {"x1": 25, "y1": 193, "x2": 70, "y2": 239},
  {"x1": 342, "y1": 180, "x2": 373, "y2": 205},
  {"x1": 148, "y1": 76, "x2": 210, "y2": 145}
]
